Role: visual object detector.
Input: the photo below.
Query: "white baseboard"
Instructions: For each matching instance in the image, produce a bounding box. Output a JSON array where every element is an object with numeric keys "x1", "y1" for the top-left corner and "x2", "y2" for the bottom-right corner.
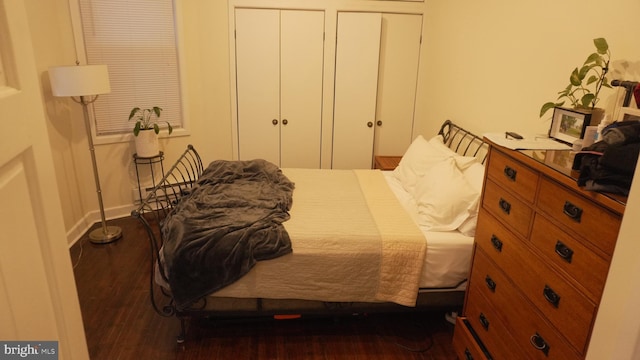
[{"x1": 66, "y1": 203, "x2": 137, "y2": 247}]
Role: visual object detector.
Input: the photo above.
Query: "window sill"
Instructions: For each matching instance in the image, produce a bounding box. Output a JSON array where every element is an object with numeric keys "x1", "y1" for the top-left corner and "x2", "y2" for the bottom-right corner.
[{"x1": 92, "y1": 127, "x2": 190, "y2": 146}]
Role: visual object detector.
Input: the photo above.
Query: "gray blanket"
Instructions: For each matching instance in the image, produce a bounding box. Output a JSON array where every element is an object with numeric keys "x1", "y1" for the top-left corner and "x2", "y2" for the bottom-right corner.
[{"x1": 160, "y1": 159, "x2": 295, "y2": 310}]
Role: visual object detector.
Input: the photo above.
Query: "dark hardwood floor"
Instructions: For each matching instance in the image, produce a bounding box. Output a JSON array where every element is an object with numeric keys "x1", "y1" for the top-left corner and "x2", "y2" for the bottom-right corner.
[{"x1": 70, "y1": 216, "x2": 458, "y2": 359}]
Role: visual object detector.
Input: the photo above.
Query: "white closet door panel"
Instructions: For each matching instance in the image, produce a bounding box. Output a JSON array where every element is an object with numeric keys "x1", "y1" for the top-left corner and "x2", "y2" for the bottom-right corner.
[
  {"x1": 332, "y1": 12, "x2": 382, "y2": 169},
  {"x1": 280, "y1": 10, "x2": 324, "y2": 168},
  {"x1": 235, "y1": 9, "x2": 280, "y2": 163},
  {"x1": 374, "y1": 14, "x2": 422, "y2": 156}
]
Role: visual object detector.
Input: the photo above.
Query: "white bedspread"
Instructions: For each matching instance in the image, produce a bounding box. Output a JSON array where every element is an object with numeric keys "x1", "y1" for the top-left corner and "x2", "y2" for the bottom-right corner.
[{"x1": 211, "y1": 168, "x2": 427, "y2": 306}]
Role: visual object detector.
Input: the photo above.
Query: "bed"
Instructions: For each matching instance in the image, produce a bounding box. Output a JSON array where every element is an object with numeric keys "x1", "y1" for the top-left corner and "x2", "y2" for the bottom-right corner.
[{"x1": 132, "y1": 120, "x2": 489, "y2": 343}]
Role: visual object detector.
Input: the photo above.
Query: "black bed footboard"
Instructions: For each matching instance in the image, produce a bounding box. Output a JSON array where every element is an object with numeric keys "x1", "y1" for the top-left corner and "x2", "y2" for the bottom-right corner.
[
  {"x1": 132, "y1": 144, "x2": 203, "y2": 218},
  {"x1": 131, "y1": 145, "x2": 203, "y2": 321}
]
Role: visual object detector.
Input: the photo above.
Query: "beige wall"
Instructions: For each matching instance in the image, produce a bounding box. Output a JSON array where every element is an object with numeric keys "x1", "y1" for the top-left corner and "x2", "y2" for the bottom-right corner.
[
  {"x1": 417, "y1": 0, "x2": 640, "y2": 138},
  {"x1": 23, "y1": 0, "x2": 640, "y2": 357}
]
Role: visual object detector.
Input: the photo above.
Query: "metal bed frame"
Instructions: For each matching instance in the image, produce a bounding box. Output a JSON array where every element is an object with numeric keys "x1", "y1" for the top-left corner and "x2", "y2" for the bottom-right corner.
[
  {"x1": 131, "y1": 121, "x2": 489, "y2": 344},
  {"x1": 438, "y1": 120, "x2": 489, "y2": 164}
]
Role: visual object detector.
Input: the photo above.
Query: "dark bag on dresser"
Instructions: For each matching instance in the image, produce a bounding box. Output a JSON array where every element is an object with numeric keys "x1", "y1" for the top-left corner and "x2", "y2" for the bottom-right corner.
[{"x1": 573, "y1": 121, "x2": 640, "y2": 196}]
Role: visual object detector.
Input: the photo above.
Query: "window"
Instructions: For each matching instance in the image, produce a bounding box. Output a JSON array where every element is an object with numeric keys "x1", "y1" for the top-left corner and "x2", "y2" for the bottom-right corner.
[{"x1": 77, "y1": 0, "x2": 183, "y2": 136}]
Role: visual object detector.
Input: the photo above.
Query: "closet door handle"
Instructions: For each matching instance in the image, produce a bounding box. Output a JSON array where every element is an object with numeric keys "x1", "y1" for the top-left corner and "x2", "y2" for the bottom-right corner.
[
  {"x1": 498, "y1": 198, "x2": 511, "y2": 215},
  {"x1": 530, "y1": 333, "x2": 550, "y2": 355},
  {"x1": 376, "y1": 120, "x2": 382, "y2": 126},
  {"x1": 543, "y1": 285, "x2": 561, "y2": 308},
  {"x1": 367, "y1": 121, "x2": 373, "y2": 128},
  {"x1": 272, "y1": 119, "x2": 278, "y2": 125},
  {"x1": 562, "y1": 201, "x2": 582, "y2": 222},
  {"x1": 503, "y1": 166, "x2": 517, "y2": 181},
  {"x1": 555, "y1": 241, "x2": 574, "y2": 263},
  {"x1": 282, "y1": 119, "x2": 288, "y2": 125}
]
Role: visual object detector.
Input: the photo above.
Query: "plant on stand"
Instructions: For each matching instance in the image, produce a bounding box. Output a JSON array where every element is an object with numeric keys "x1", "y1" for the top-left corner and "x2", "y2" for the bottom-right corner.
[
  {"x1": 129, "y1": 106, "x2": 173, "y2": 157},
  {"x1": 539, "y1": 37, "x2": 611, "y2": 121}
]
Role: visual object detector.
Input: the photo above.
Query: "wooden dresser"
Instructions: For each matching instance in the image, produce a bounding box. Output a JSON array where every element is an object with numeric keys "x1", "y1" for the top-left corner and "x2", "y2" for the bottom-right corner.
[{"x1": 453, "y1": 140, "x2": 626, "y2": 359}]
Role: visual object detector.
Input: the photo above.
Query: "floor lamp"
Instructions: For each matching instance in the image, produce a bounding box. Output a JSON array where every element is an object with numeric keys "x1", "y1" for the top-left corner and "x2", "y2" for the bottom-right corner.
[{"x1": 49, "y1": 64, "x2": 123, "y2": 244}]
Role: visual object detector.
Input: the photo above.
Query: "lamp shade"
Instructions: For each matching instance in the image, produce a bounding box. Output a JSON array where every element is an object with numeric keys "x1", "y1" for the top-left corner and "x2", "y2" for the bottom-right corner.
[{"x1": 49, "y1": 65, "x2": 111, "y2": 97}]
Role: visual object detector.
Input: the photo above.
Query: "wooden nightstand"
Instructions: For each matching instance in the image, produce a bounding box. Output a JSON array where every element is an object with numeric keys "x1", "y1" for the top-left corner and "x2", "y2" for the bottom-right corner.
[{"x1": 373, "y1": 156, "x2": 402, "y2": 170}]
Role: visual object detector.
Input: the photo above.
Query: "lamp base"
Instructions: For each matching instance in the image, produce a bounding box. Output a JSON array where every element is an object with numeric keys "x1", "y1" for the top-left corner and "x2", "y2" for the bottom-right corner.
[{"x1": 89, "y1": 225, "x2": 123, "y2": 244}]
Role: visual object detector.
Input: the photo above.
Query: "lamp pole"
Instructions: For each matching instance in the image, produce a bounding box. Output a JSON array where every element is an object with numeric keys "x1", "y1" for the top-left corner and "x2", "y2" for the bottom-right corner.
[{"x1": 75, "y1": 95, "x2": 122, "y2": 244}]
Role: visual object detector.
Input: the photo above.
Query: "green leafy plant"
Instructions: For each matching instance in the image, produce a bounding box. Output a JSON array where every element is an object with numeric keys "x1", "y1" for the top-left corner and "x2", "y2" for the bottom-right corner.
[
  {"x1": 539, "y1": 38, "x2": 611, "y2": 118},
  {"x1": 128, "y1": 106, "x2": 173, "y2": 136}
]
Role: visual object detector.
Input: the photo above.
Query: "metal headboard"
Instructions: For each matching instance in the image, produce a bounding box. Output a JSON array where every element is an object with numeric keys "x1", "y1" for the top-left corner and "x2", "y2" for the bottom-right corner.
[{"x1": 438, "y1": 120, "x2": 489, "y2": 164}]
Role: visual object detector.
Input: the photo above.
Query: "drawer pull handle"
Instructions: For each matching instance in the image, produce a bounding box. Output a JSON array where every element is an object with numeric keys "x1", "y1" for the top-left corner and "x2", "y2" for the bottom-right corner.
[
  {"x1": 499, "y1": 198, "x2": 511, "y2": 215},
  {"x1": 503, "y1": 165, "x2": 517, "y2": 181},
  {"x1": 543, "y1": 285, "x2": 561, "y2": 308},
  {"x1": 562, "y1": 201, "x2": 582, "y2": 223},
  {"x1": 555, "y1": 241, "x2": 574, "y2": 263},
  {"x1": 490, "y1": 235, "x2": 503, "y2": 252},
  {"x1": 464, "y1": 348, "x2": 474, "y2": 360},
  {"x1": 479, "y1": 313, "x2": 490, "y2": 330},
  {"x1": 530, "y1": 333, "x2": 550, "y2": 355},
  {"x1": 485, "y1": 275, "x2": 496, "y2": 292}
]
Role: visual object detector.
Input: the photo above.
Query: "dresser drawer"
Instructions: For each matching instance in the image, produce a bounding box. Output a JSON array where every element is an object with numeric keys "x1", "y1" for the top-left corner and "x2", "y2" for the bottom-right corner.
[
  {"x1": 465, "y1": 285, "x2": 526, "y2": 359},
  {"x1": 469, "y1": 249, "x2": 582, "y2": 360},
  {"x1": 537, "y1": 177, "x2": 622, "y2": 256},
  {"x1": 531, "y1": 214, "x2": 609, "y2": 301},
  {"x1": 475, "y1": 211, "x2": 596, "y2": 353},
  {"x1": 487, "y1": 148, "x2": 539, "y2": 203},
  {"x1": 482, "y1": 179, "x2": 533, "y2": 238},
  {"x1": 453, "y1": 317, "x2": 492, "y2": 360}
]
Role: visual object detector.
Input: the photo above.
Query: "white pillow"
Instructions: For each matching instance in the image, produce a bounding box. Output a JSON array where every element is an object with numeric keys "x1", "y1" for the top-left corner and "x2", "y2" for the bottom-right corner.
[
  {"x1": 428, "y1": 136, "x2": 478, "y2": 170},
  {"x1": 457, "y1": 162, "x2": 486, "y2": 236},
  {"x1": 414, "y1": 158, "x2": 480, "y2": 231},
  {"x1": 462, "y1": 162, "x2": 485, "y2": 193},
  {"x1": 393, "y1": 136, "x2": 451, "y2": 194}
]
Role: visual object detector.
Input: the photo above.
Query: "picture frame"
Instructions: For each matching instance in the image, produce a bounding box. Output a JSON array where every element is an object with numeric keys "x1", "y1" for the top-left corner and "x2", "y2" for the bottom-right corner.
[
  {"x1": 619, "y1": 106, "x2": 640, "y2": 121},
  {"x1": 548, "y1": 107, "x2": 594, "y2": 145}
]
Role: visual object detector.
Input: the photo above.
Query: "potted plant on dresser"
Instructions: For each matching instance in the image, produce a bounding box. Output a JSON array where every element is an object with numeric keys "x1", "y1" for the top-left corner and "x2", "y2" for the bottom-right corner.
[
  {"x1": 539, "y1": 37, "x2": 611, "y2": 124},
  {"x1": 129, "y1": 106, "x2": 173, "y2": 157}
]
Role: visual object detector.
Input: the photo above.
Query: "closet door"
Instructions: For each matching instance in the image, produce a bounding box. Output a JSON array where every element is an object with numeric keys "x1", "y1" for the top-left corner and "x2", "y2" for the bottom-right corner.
[
  {"x1": 374, "y1": 14, "x2": 422, "y2": 156},
  {"x1": 332, "y1": 12, "x2": 382, "y2": 169},
  {"x1": 235, "y1": 9, "x2": 280, "y2": 164},
  {"x1": 280, "y1": 10, "x2": 324, "y2": 168},
  {"x1": 235, "y1": 9, "x2": 324, "y2": 168}
]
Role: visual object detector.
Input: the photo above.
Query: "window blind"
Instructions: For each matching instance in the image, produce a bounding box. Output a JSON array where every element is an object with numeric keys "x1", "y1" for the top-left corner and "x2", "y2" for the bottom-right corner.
[{"x1": 78, "y1": 0, "x2": 182, "y2": 135}]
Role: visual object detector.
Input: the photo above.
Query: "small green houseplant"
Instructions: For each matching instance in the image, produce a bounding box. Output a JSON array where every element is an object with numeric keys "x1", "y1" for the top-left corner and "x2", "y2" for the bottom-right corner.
[
  {"x1": 129, "y1": 106, "x2": 173, "y2": 157},
  {"x1": 539, "y1": 38, "x2": 611, "y2": 118},
  {"x1": 128, "y1": 106, "x2": 173, "y2": 136}
]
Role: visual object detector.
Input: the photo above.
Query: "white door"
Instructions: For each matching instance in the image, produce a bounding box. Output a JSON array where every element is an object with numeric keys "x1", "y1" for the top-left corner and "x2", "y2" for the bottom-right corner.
[
  {"x1": 332, "y1": 12, "x2": 381, "y2": 169},
  {"x1": 374, "y1": 14, "x2": 422, "y2": 157},
  {"x1": 0, "y1": 1, "x2": 89, "y2": 358},
  {"x1": 235, "y1": 9, "x2": 280, "y2": 164},
  {"x1": 236, "y1": 9, "x2": 324, "y2": 168},
  {"x1": 280, "y1": 10, "x2": 324, "y2": 168}
]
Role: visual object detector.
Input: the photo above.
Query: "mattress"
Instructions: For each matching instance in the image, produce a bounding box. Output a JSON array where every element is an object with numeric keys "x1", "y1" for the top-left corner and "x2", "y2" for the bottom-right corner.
[{"x1": 208, "y1": 168, "x2": 473, "y2": 306}]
